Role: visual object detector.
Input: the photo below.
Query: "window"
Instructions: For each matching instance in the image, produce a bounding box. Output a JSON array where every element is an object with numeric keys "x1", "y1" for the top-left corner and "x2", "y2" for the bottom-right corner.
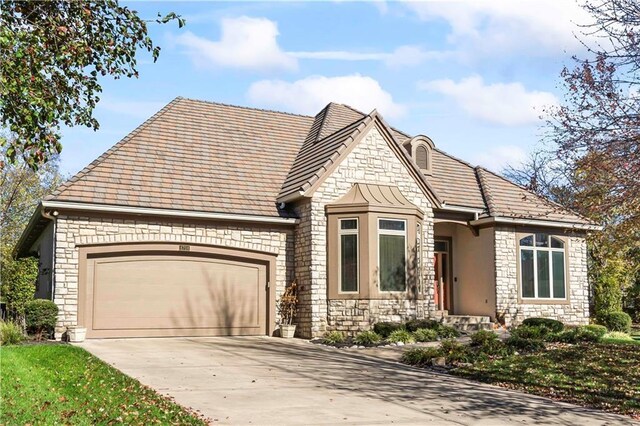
[
  {"x1": 378, "y1": 219, "x2": 407, "y2": 291},
  {"x1": 339, "y1": 219, "x2": 358, "y2": 292},
  {"x1": 416, "y1": 145, "x2": 429, "y2": 170},
  {"x1": 519, "y1": 233, "x2": 566, "y2": 299}
]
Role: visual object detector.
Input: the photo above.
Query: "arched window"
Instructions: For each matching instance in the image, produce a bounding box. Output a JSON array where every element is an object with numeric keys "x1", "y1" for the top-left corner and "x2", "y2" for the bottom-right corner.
[
  {"x1": 519, "y1": 233, "x2": 566, "y2": 299},
  {"x1": 416, "y1": 145, "x2": 429, "y2": 170}
]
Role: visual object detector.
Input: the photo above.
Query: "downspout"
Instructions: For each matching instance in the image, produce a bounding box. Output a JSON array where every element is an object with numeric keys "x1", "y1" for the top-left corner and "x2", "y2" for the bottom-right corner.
[{"x1": 41, "y1": 209, "x2": 58, "y2": 301}]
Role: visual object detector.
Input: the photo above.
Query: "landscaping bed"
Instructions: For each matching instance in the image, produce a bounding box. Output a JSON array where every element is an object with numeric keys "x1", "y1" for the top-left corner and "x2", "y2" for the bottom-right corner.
[
  {"x1": 400, "y1": 318, "x2": 640, "y2": 419},
  {"x1": 0, "y1": 344, "x2": 208, "y2": 425}
]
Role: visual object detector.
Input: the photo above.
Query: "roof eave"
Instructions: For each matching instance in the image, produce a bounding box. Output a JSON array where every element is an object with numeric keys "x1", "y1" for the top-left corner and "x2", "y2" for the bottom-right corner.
[
  {"x1": 469, "y1": 216, "x2": 603, "y2": 231},
  {"x1": 14, "y1": 203, "x2": 47, "y2": 258}
]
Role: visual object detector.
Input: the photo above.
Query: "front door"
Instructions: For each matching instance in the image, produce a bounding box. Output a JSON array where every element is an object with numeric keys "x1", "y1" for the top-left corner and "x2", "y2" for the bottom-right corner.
[{"x1": 433, "y1": 239, "x2": 451, "y2": 312}]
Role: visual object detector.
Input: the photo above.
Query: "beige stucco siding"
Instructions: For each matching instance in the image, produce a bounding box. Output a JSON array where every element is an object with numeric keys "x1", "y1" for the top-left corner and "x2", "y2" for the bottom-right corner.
[
  {"x1": 52, "y1": 214, "x2": 293, "y2": 337},
  {"x1": 299, "y1": 125, "x2": 435, "y2": 337}
]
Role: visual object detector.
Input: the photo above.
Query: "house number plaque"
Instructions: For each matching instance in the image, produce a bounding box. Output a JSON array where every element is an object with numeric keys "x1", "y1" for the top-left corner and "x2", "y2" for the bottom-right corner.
[{"x1": 178, "y1": 245, "x2": 190, "y2": 252}]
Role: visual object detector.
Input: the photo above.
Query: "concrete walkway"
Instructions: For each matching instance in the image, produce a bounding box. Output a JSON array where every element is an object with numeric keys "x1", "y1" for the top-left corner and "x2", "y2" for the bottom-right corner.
[{"x1": 78, "y1": 337, "x2": 635, "y2": 425}]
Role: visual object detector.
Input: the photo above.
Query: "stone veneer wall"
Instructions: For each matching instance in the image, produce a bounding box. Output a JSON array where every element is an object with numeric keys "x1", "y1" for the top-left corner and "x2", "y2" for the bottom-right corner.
[
  {"x1": 302, "y1": 125, "x2": 436, "y2": 337},
  {"x1": 494, "y1": 226, "x2": 589, "y2": 326},
  {"x1": 52, "y1": 214, "x2": 294, "y2": 336}
]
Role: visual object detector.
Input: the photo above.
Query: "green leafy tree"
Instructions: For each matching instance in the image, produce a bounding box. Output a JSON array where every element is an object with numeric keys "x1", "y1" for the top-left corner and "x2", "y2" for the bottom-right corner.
[
  {"x1": 0, "y1": 1, "x2": 184, "y2": 169},
  {"x1": 1, "y1": 139, "x2": 64, "y2": 323}
]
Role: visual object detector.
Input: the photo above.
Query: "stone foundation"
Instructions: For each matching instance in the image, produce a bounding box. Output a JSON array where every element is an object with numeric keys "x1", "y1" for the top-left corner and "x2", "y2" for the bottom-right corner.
[{"x1": 327, "y1": 299, "x2": 429, "y2": 334}]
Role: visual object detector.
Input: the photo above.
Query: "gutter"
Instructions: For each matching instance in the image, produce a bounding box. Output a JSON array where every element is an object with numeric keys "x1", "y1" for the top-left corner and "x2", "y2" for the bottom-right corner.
[
  {"x1": 41, "y1": 200, "x2": 300, "y2": 225},
  {"x1": 469, "y1": 216, "x2": 603, "y2": 231},
  {"x1": 438, "y1": 203, "x2": 485, "y2": 220}
]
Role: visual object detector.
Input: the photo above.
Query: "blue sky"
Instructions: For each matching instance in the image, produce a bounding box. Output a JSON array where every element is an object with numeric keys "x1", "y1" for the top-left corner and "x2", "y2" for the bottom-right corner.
[{"x1": 59, "y1": 0, "x2": 594, "y2": 176}]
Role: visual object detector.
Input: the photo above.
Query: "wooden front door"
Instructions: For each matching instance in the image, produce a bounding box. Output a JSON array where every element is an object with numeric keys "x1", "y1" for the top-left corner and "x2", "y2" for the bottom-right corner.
[{"x1": 434, "y1": 239, "x2": 451, "y2": 312}]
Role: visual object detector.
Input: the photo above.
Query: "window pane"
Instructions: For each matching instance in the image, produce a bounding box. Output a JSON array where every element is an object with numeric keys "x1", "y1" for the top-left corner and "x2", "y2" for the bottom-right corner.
[
  {"x1": 520, "y1": 235, "x2": 533, "y2": 246},
  {"x1": 379, "y1": 219, "x2": 405, "y2": 231},
  {"x1": 535, "y1": 233, "x2": 549, "y2": 247},
  {"x1": 537, "y1": 251, "x2": 550, "y2": 298},
  {"x1": 340, "y1": 234, "x2": 358, "y2": 292},
  {"x1": 434, "y1": 241, "x2": 448, "y2": 252},
  {"x1": 552, "y1": 251, "x2": 566, "y2": 298},
  {"x1": 341, "y1": 219, "x2": 358, "y2": 230},
  {"x1": 521, "y1": 250, "x2": 534, "y2": 297},
  {"x1": 550, "y1": 237, "x2": 564, "y2": 248},
  {"x1": 380, "y1": 234, "x2": 406, "y2": 291}
]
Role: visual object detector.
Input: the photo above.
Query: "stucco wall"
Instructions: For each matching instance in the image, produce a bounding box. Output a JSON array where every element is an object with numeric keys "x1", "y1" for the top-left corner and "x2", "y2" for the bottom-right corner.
[
  {"x1": 494, "y1": 226, "x2": 589, "y2": 326},
  {"x1": 52, "y1": 214, "x2": 294, "y2": 336},
  {"x1": 307, "y1": 125, "x2": 436, "y2": 337}
]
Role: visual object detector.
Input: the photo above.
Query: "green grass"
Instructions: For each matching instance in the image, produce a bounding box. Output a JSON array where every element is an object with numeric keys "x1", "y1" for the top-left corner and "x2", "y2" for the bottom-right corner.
[
  {"x1": 453, "y1": 342, "x2": 640, "y2": 419},
  {"x1": 0, "y1": 344, "x2": 207, "y2": 425}
]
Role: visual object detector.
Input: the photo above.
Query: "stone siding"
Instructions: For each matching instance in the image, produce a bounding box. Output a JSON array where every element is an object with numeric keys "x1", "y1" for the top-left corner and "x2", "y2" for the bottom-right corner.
[
  {"x1": 494, "y1": 226, "x2": 589, "y2": 326},
  {"x1": 52, "y1": 214, "x2": 293, "y2": 336},
  {"x1": 303, "y1": 125, "x2": 435, "y2": 337},
  {"x1": 327, "y1": 299, "x2": 424, "y2": 334}
]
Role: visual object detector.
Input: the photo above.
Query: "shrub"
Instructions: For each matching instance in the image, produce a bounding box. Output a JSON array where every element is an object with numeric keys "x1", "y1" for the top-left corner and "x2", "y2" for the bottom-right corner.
[
  {"x1": 510, "y1": 324, "x2": 552, "y2": 340},
  {"x1": 475, "y1": 339, "x2": 513, "y2": 358},
  {"x1": 0, "y1": 321, "x2": 23, "y2": 345},
  {"x1": 436, "y1": 325, "x2": 460, "y2": 339},
  {"x1": 413, "y1": 328, "x2": 439, "y2": 342},
  {"x1": 470, "y1": 330, "x2": 498, "y2": 346},
  {"x1": 598, "y1": 311, "x2": 632, "y2": 333},
  {"x1": 440, "y1": 339, "x2": 472, "y2": 363},
  {"x1": 353, "y1": 330, "x2": 382, "y2": 346},
  {"x1": 0, "y1": 257, "x2": 37, "y2": 321},
  {"x1": 387, "y1": 329, "x2": 415, "y2": 344},
  {"x1": 405, "y1": 319, "x2": 440, "y2": 332},
  {"x1": 522, "y1": 317, "x2": 564, "y2": 333},
  {"x1": 25, "y1": 299, "x2": 58, "y2": 340},
  {"x1": 577, "y1": 324, "x2": 608, "y2": 341},
  {"x1": 602, "y1": 331, "x2": 634, "y2": 341},
  {"x1": 322, "y1": 331, "x2": 345, "y2": 345},
  {"x1": 373, "y1": 321, "x2": 405, "y2": 338},
  {"x1": 505, "y1": 336, "x2": 546, "y2": 353},
  {"x1": 401, "y1": 347, "x2": 442, "y2": 366}
]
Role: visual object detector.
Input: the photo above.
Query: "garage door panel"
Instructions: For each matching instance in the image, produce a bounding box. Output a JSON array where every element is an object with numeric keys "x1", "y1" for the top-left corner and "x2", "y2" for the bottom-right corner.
[{"x1": 85, "y1": 252, "x2": 267, "y2": 338}]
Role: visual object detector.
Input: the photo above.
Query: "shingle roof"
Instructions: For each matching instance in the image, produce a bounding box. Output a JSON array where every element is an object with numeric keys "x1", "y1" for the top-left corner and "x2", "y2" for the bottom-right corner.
[
  {"x1": 475, "y1": 167, "x2": 590, "y2": 224},
  {"x1": 48, "y1": 97, "x2": 314, "y2": 218},
  {"x1": 48, "y1": 97, "x2": 590, "y2": 225}
]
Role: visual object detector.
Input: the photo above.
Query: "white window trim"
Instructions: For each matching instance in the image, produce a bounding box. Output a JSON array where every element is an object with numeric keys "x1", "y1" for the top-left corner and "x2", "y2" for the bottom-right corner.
[
  {"x1": 338, "y1": 218, "x2": 359, "y2": 294},
  {"x1": 377, "y1": 218, "x2": 407, "y2": 293},
  {"x1": 519, "y1": 234, "x2": 567, "y2": 300}
]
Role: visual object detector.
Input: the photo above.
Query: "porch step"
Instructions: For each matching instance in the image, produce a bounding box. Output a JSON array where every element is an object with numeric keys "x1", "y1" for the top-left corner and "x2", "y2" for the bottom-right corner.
[{"x1": 440, "y1": 315, "x2": 494, "y2": 332}]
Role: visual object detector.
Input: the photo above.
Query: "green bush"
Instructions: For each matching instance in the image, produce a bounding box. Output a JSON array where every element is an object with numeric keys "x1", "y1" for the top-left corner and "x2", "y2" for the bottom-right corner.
[
  {"x1": 413, "y1": 328, "x2": 439, "y2": 342},
  {"x1": 521, "y1": 317, "x2": 564, "y2": 333},
  {"x1": 387, "y1": 329, "x2": 415, "y2": 344},
  {"x1": 505, "y1": 336, "x2": 546, "y2": 353},
  {"x1": 0, "y1": 257, "x2": 37, "y2": 320},
  {"x1": 322, "y1": 331, "x2": 346, "y2": 345},
  {"x1": 436, "y1": 325, "x2": 460, "y2": 339},
  {"x1": 602, "y1": 331, "x2": 634, "y2": 341},
  {"x1": 577, "y1": 324, "x2": 608, "y2": 340},
  {"x1": 598, "y1": 311, "x2": 632, "y2": 333},
  {"x1": 510, "y1": 324, "x2": 552, "y2": 340},
  {"x1": 353, "y1": 330, "x2": 381, "y2": 346},
  {"x1": 0, "y1": 321, "x2": 23, "y2": 345},
  {"x1": 401, "y1": 347, "x2": 442, "y2": 366},
  {"x1": 25, "y1": 299, "x2": 58, "y2": 340},
  {"x1": 440, "y1": 339, "x2": 472, "y2": 363},
  {"x1": 373, "y1": 321, "x2": 405, "y2": 338},
  {"x1": 476, "y1": 339, "x2": 513, "y2": 358},
  {"x1": 470, "y1": 330, "x2": 498, "y2": 346},
  {"x1": 405, "y1": 319, "x2": 440, "y2": 332}
]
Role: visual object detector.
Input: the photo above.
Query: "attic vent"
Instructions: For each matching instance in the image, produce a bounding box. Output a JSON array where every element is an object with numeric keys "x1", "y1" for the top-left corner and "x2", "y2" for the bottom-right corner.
[{"x1": 416, "y1": 145, "x2": 429, "y2": 170}]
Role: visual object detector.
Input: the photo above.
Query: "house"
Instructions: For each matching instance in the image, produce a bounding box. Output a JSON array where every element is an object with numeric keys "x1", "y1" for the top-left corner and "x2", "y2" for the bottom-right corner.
[{"x1": 15, "y1": 97, "x2": 599, "y2": 339}]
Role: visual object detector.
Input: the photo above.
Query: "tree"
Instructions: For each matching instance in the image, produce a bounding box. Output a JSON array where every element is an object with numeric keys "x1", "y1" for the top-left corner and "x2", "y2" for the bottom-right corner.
[
  {"x1": 0, "y1": 138, "x2": 64, "y2": 323},
  {"x1": 0, "y1": 1, "x2": 184, "y2": 169}
]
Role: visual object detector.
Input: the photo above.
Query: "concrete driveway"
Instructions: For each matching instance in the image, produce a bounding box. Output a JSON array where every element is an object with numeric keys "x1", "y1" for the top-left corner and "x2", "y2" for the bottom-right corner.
[{"x1": 78, "y1": 337, "x2": 634, "y2": 425}]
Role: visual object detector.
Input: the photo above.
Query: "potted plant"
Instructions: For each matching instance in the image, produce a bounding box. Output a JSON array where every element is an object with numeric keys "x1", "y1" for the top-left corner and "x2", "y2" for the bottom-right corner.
[{"x1": 277, "y1": 281, "x2": 298, "y2": 338}]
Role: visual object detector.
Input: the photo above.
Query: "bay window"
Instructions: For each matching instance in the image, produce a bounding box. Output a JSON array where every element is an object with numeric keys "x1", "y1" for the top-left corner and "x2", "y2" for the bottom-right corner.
[
  {"x1": 339, "y1": 218, "x2": 359, "y2": 293},
  {"x1": 378, "y1": 219, "x2": 407, "y2": 292}
]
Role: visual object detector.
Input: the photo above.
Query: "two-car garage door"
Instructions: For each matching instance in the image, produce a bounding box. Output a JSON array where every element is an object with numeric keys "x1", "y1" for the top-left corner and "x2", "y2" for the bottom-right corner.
[{"x1": 79, "y1": 244, "x2": 271, "y2": 339}]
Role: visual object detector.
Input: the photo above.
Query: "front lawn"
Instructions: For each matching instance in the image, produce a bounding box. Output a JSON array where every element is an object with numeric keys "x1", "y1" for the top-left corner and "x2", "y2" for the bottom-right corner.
[
  {"x1": 0, "y1": 344, "x2": 207, "y2": 425},
  {"x1": 453, "y1": 342, "x2": 640, "y2": 419}
]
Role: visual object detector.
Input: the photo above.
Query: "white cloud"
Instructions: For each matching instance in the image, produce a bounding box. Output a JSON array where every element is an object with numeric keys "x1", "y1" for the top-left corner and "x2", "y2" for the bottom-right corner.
[
  {"x1": 403, "y1": 0, "x2": 592, "y2": 56},
  {"x1": 173, "y1": 16, "x2": 297, "y2": 71},
  {"x1": 473, "y1": 145, "x2": 527, "y2": 172},
  {"x1": 247, "y1": 74, "x2": 406, "y2": 118},
  {"x1": 419, "y1": 75, "x2": 558, "y2": 126},
  {"x1": 289, "y1": 45, "x2": 450, "y2": 67}
]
